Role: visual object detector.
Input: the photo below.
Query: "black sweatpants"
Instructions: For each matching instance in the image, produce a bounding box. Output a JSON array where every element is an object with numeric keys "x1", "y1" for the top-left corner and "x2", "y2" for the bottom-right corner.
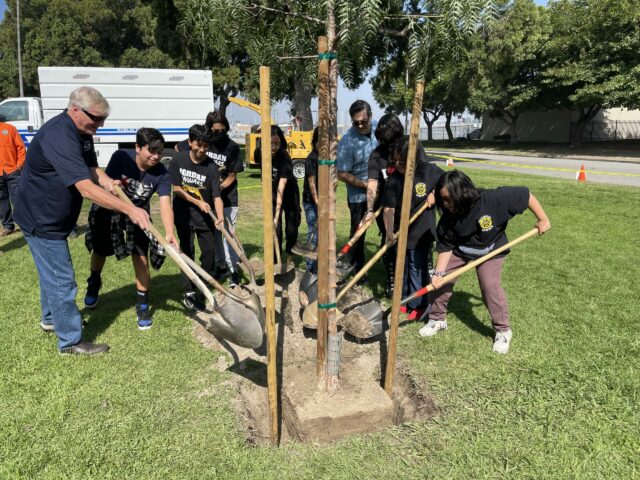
[
  {"x1": 273, "y1": 196, "x2": 301, "y2": 255},
  {"x1": 176, "y1": 225, "x2": 216, "y2": 292}
]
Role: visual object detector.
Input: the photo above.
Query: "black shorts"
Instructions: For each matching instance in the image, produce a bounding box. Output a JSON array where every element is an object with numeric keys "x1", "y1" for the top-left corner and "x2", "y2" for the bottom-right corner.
[{"x1": 90, "y1": 208, "x2": 149, "y2": 257}]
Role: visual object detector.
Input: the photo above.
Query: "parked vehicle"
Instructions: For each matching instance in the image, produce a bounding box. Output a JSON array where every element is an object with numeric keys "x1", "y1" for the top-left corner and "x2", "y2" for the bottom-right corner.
[
  {"x1": 0, "y1": 66, "x2": 214, "y2": 166},
  {"x1": 467, "y1": 128, "x2": 482, "y2": 140},
  {"x1": 228, "y1": 97, "x2": 311, "y2": 179}
]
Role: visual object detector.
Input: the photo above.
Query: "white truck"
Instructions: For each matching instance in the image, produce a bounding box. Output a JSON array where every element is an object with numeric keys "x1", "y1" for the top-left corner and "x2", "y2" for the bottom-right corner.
[{"x1": 0, "y1": 66, "x2": 214, "y2": 166}]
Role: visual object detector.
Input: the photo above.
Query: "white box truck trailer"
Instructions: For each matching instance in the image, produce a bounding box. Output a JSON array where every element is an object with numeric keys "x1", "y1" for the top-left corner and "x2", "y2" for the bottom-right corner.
[{"x1": 0, "y1": 66, "x2": 214, "y2": 166}]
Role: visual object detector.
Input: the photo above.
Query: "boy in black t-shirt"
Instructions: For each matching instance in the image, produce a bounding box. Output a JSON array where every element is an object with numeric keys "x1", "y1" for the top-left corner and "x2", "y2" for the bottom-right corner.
[
  {"x1": 420, "y1": 170, "x2": 551, "y2": 354},
  {"x1": 84, "y1": 128, "x2": 176, "y2": 331},
  {"x1": 169, "y1": 124, "x2": 224, "y2": 310},
  {"x1": 206, "y1": 111, "x2": 244, "y2": 286},
  {"x1": 382, "y1": 136, "x2": 444, "y2": 321}
]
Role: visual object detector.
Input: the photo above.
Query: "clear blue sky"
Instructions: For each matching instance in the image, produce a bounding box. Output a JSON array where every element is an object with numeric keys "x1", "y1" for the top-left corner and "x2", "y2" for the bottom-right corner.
[{"x1": 0, "y1": 0, "x2": 548, "y2": 125}]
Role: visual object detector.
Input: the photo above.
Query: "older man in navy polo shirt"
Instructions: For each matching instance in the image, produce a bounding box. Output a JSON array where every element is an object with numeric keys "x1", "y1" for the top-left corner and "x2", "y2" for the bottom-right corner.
[{"x1": 14, "y1": 87, "x2": 151, "y2": 355}]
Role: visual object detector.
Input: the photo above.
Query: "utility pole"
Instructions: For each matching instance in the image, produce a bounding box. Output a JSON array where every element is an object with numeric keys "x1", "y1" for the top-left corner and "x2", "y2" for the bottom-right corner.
[{"x1": 17, "y1": 0, "x2": 24, "y2": 97}]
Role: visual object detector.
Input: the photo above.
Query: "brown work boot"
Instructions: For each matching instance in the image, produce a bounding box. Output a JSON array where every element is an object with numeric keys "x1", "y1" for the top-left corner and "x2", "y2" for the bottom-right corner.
[{"x1": 0, "y1": 228, "x2": 16, "y2": 237}]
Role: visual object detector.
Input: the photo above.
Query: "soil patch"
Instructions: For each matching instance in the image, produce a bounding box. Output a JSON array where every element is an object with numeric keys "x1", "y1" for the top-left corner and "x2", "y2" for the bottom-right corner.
[{"x1": 192, "y1": 268, "x2": 437, "y2": 446}]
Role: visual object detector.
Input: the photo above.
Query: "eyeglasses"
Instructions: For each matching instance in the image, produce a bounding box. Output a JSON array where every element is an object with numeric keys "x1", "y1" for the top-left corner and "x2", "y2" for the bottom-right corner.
[
  {"x1": 81, "y1": 108, "x2": 108, "y2": 123},
  {"x1": 352, "y1": 119, "x2": 370, "y2": 127}
]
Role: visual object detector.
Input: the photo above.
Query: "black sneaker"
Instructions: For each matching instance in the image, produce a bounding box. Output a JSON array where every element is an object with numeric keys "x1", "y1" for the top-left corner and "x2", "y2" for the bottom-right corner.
[
  {"x1": 84, "y1": 274, "x2": 102, "y2": 308},
  {"x1": 214, "y1": 266, "x2": 229, "y2": 281},
  {"x1": 183, "y1": 291, "x2": 205, "y2": 311},
  {"x1": 229, "y1": 271, "x2": 242, "y2": 288},
  {"x1": 136, "y1": 304, "x2": 152, "y2": 331}
]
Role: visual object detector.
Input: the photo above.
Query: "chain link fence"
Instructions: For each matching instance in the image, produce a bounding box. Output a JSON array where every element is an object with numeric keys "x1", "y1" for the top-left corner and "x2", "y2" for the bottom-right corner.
[{"x1": 573, "y1": 120, "x2": 640, "y2": 142}]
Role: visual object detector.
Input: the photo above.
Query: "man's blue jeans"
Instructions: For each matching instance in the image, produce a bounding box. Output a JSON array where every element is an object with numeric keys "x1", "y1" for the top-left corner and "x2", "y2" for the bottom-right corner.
[
  {"x1": 24, "y1": 233, "x2": 83, "y2": 350},
  {"x1": 303, "y1": 202, "x2": 317, "y2": 273}
]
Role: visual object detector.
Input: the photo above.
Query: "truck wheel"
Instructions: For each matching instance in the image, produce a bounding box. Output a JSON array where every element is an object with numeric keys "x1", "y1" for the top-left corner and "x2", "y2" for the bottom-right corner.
[{"x1": 292, "y1": 160, "x2": 306, "y2": 180}]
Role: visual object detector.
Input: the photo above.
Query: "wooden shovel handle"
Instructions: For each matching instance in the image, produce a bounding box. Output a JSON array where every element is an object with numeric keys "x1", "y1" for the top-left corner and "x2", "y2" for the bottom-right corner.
[
  {"x1": 338, "y1": 206, "x2": 383, "y2": 257},
  {"x1": 336, "y1": 199, "x2": 431, "y2": 302},
  {"x1": 272, "y1": 228, "x2": 282, "y2": 265},
  {"x1": 112, "y1": 184, "x2": 215, "y2": 308},
  {"x1": 401, "y1": 228, "x2": 539, "y2": 305},
  {"x1": 207, "y1": 210, "x2": 257, "y2": 285}
]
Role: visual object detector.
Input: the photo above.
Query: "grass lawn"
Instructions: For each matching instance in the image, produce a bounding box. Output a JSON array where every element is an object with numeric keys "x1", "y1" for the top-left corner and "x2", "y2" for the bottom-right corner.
[{"x1": 0, "y1": 168, "x2": 638, "y2": 479}]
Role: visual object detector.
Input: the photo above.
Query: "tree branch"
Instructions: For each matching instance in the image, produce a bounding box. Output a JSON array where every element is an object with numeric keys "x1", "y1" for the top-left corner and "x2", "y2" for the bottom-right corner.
[{"x1": 248, "y1": 3, "x2": 325, "y2": 24}]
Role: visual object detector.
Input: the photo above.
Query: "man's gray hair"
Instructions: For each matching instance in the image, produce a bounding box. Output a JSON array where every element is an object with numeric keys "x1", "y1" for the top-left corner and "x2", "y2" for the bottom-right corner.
[{"x1": 67, "y1": 87, "x2": 110, "y2": 115}]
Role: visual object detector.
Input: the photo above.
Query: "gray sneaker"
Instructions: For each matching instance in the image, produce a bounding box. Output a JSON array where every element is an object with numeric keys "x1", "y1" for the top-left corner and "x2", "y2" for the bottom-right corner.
[
  {"x1": 418, "y1": 319, "x2": 448, "y2": 337},
  {"x1": 492, "y1": 329, "x2": 513, "y2": 354},
  {"x1": 40, "y1": 321, "x2": 55, "y2": 333}
]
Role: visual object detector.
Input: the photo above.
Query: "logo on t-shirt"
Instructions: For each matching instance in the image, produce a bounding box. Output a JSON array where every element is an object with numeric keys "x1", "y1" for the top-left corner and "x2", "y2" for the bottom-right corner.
[
  {"x1": 415, "y1": 182, "x2": 427, "y2": 198},
  {"x1": 479, "y1": 215, "x2": 494, "y2": 232},
  {"x1": 83, "y1": 140, "x2": 92, "y2": 152},
  {"x1": 1, "y1": 129, "x2": 8, "y2": 136},
  {"x1": 207, "y1": 151, "x2": 227, "y2": 172},
  {"x1": 121, "y1": 176, "x2": 153, "y2": 203}
]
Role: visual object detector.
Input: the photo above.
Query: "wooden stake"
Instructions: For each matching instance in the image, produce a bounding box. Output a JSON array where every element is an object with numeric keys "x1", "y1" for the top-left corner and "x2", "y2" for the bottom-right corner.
[
  {"x1": 259, "y1": 66, "x2": 278, "y2": 445},
  {"x1": 316, "y1": 36, "x2": 330, "y2": 390},
  {"x1": 384, "y1": 81, "x2": 425, "y2": 396}
]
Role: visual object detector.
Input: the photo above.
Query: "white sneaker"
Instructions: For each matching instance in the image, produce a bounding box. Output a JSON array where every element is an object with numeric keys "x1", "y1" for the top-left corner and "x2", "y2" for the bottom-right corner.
[
  {"x1": 492, "y1": 329, "x2": 513, "y2": 354},
  {"x1": 419, "y1": 319, "x2": 447, "y2": 337}
]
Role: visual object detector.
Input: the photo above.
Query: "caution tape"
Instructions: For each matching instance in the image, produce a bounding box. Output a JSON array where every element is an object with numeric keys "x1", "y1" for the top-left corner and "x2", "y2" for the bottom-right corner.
[{"x1": 427, "y1": 152, "x2": 640, "y2": 178}]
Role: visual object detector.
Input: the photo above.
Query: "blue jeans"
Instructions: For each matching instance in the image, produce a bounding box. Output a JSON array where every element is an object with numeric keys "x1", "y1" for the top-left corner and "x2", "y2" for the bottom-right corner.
[
  {"x1": 24, "y1": 234, "x2": 83, "y2": 350},
  {"x1": 404, "y1": 246, "x2": 430, "y2": 311},
  {"x1": 214, "y1": 206, "x2": 240, "y2": 272},
  {"x1": 303, "y1": 202, "x2": 317, "y2": 273}
]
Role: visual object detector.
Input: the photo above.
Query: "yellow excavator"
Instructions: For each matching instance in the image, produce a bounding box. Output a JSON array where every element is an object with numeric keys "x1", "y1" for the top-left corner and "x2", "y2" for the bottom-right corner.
[{"x1": 228, "y1": 97, "x2": 312, "y2": 179}]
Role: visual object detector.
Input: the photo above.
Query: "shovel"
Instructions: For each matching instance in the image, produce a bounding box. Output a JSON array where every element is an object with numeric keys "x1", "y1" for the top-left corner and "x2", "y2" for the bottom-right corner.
[
  {"x1": 302, "y1": 199, "x2": 431, "y2": 331},
  {"x1": 345, "y1": 228, "x2": 541, "y2": 339},
  {"x1": 298, "y1": 206, "x2": 383, "y2": 306},
  {"x1": 207, "y1": 211, "x2": 258, "y2": 290},
  {"x1": 273, "y1": 228, "x2": 295, "y2": 276},
  {"x1": 114, "y1": 185, "x2": 264, "y2": 348},
  {"x1": 179, "y1": 253, "x2": 265, "y2": 349}
]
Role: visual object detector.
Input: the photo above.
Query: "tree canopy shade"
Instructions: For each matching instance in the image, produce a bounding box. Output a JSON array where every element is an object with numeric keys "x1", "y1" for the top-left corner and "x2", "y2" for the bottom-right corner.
[
  {"x1": 542, "y1": 0, "x2": 640, "y2": 145},
  {"x1": 0, "y1": 0, "x2": 177, "y2": 98},
  {"x1": 466, "y1": 0, "x2": 551, "y2": 143}
]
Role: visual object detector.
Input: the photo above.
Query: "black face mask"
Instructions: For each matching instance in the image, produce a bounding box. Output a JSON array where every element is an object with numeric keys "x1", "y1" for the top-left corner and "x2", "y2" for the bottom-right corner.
[{"x1": 212, "y1": 131, "x2": 228, "y2": 143}]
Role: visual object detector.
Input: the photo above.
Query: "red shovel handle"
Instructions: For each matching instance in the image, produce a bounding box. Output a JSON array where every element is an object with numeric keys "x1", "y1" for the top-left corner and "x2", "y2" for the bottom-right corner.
[
  {"x1": 401, "y1": 228, "x2": 539, "y2": 305},
  {"x1": 338, "y1": 206, "x2": 382, "y2": 257}
]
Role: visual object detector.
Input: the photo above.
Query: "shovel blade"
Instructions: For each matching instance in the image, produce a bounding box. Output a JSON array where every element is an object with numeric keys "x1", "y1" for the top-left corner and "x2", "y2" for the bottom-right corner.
[
  {"x1": 207, "y1": 294, "x2": 265, "y2": 349},
  {"x1": 343, "y1": 301, "x2": 386, "y2": 338},
  {"x1": 298, "y1": 270, "x2": 317, "y2": 307}
]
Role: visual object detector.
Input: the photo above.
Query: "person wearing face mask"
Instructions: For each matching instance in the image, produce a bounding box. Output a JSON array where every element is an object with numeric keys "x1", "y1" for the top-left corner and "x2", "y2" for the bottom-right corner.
[
  {"x1": 254, "y1": 125, "x2": 301, "y2": 256},
  {"x1": 84, "y1": 128, "x2": 177, "y2": 331},
  {"x1": 169, "y1": 124, "x2": 225, "y2": 311},
  {"x1": 204, "y1": 111, "x2": 244, "y2": 286}
]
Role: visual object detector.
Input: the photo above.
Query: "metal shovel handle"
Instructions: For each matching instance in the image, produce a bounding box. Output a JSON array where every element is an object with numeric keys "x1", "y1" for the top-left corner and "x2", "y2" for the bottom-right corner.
[
  {"x1": 401, "y1": 228, "x2": 539, "y2": 306},
  {"x1": 113, "y1": 184, "x2": 215, "y2": 309}
]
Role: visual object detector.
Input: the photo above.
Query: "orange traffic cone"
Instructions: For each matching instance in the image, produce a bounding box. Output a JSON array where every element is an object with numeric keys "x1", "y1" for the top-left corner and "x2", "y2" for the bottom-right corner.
[
  {"x1": 577, "y1": 164, "x2": 587, "y2": 182},
  {"x1": 446, "y1": 156, "x2": 454, "y2": 167}
]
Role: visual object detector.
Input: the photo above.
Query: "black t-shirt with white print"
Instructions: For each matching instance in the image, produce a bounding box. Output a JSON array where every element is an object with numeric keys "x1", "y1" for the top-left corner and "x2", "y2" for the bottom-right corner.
[
  {"x1": 105, "y1": 149, "x2": 171, "y2": 210},
  {"x1": 206, "y1": 138, "x2": 243, "y2": 208},
  {"x1": 436, "y1": 187, "x2": 530, "y2": 260},
  {"x1": 169, "y1": 151, "x2": 221, "y2": 230},
  {"x1": 383, "y1": 162, "x2": 445, "y2": 249}
]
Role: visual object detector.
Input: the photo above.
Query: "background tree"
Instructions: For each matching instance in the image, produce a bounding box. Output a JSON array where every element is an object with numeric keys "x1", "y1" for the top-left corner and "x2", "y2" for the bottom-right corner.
[
  {"x1": 542, "y1": 0, "x2": 640, "y2": 146},
  {"x1": 466, "y1": 0, "x2": 551, "y2": 144},
  {"x1": 0, "y1": 0, "x2": 176, "y2": 98}
]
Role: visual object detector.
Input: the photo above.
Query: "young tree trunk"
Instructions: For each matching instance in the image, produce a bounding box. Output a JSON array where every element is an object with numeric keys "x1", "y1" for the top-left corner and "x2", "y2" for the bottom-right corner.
[
  {"x1": 445, "y1": 111, "x2": 454, "y2": 141},
  {"x1": 570, "y1": 105, "x2": 602, "y2": 147},
  {"x1": 292, "y1": 78, "x2": 314, "y2": 130}
]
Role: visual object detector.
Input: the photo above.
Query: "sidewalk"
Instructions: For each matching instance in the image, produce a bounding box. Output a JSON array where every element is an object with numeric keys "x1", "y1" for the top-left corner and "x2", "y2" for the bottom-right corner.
[{"x1": 422, "y1": 140, "x2": 640, "y2": 164}]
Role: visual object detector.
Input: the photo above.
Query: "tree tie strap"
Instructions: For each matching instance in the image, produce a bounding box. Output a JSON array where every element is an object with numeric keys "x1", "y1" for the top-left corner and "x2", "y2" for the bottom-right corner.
[
  {"x1": 318, "y1": 52, "x2": 337, "y2": 60},
  {"x1": 318, "y1": 302, "x2": 337, "y2": 309},
  {"x1": 318, "y1": 159, "x2": 336, "y2": 166}
]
